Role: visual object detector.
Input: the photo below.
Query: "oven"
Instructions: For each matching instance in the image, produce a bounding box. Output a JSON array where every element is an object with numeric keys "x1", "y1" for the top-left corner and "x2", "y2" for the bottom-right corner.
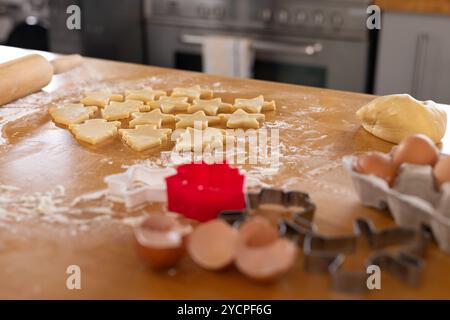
[{"x1": 144, "y1": 0, "x2": 372, "y2": 93}]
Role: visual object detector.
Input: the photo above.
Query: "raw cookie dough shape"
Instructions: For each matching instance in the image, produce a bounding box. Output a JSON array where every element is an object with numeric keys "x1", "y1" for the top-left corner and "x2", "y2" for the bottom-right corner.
[
  {"x1": 220, "y1": 109, "x2": 265, "y2": 129},
  {"x1": 234, "y1": 95, "x2": 276, "y2": 113},
  {"x1": 69, "y1": 119, "x2": 121, "y2": 145},
  {"x1": 119, "y1": 125, "x2": 172, "y2": 151},
  {"x1": 49, "y1": 103, "x2": 97, "y2": 126},
  {"x1": 129, "y1": 109, "x2": 175, "y2": 128},
  {"x1": 175, "y1": 127, "x2": 234, "y2": 152},
  {"x1": 188, "y1": 98, "x2": 234, "y2": 115},
  {"x1": 102, "y1": 100, "x2": 149, "y2": 121},
  {"x1": 175, "y1": 111, "x2": 221, "y2": 129},
  {"x1": 171, "y1": 85, "x2": 213, "y2": 101},
  {"x1": 356, "y1": 94, "x2": 447, "y2": 144},
  {"x1": 148, "y1": 96, "x2": 191, "y2": 113},
  {"x1": 80, "y1": 91, "x2": 123, "y2": 108},
  {"x1": 125, "y1": 87, "x2": 167, "y2": 104}
]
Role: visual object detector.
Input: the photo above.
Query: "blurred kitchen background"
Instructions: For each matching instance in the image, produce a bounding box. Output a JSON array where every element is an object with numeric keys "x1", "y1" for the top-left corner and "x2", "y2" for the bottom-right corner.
[{"x1": 1, "y1": 0, "x2": 449, "y2": 103}]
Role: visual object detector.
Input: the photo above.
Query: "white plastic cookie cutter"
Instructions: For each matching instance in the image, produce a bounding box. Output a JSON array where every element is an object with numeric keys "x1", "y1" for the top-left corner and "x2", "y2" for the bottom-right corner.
[{"x1": 104, "y1": 165, "x2": 177, "y2": 209}]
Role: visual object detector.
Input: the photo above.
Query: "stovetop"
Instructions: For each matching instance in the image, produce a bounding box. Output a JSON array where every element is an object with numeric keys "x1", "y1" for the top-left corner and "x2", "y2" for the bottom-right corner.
[{"x1": 145, "y1": 0, "x2": 373, "y2": 39}]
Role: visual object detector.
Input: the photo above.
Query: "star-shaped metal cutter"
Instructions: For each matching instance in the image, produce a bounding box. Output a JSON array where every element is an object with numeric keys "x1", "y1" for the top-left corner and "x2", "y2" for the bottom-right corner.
[
  {"x1": 303, "y1": 218, "x2": 431, "y2": 294},
  {"x1": 218, "y1": 188, "x2": 431, "y2": 294},
  {"x1": 219, "y1": 188, "x2": 317, "y2": 239}
]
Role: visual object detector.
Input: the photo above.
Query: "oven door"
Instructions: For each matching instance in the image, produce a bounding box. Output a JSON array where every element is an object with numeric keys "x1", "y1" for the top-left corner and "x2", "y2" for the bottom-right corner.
[{"x1": 146, "y1": 25, "x2": 369, "y2": 92}]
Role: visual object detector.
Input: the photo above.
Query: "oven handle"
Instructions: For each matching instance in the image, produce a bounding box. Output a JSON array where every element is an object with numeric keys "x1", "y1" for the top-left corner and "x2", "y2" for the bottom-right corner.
[{"x1": 180, "y1": 34, "x2": 323, "y2": 56}]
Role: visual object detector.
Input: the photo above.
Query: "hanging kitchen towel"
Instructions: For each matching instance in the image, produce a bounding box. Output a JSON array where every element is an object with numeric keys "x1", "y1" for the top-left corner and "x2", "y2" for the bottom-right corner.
[{"x1": 202, "y1": 35, "x2": 254, "y2": 78}]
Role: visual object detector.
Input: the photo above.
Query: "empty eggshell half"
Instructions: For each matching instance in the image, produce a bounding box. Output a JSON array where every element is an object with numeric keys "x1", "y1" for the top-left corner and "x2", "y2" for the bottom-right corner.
[
  {"x1": 235, "y1": 217, "x2": 297, "y2": 282},
  {"x1": 134, "y1": 214, "x2": 192, "y2": 269},
  {"x1": 187, "y1": 219, "x2": 238, "y2": 271}
]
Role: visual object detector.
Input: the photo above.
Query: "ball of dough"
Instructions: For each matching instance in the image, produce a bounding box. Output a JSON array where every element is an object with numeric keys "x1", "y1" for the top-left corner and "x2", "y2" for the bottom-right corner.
[{"x1": 356, "y1": 94, "x2": 447, "y2": 144}]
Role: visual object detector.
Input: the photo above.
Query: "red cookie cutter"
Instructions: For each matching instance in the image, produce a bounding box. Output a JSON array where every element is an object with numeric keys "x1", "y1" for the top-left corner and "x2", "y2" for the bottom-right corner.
[{"x1": 165, "y1": 162, "x2": 246, "y2": 222}]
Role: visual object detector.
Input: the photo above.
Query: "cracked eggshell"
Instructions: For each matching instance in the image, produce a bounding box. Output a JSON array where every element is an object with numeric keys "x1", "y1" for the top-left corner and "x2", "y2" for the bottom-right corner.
[
  {"x1": 187, "y1": 219, "x2": 238, "y2": 271},
  {"x1": 235, "y1": 217, "x2": 297, "y2": 282},
  {"x1": 134, "y1": 214, "x2": 192, "y2": 269}
]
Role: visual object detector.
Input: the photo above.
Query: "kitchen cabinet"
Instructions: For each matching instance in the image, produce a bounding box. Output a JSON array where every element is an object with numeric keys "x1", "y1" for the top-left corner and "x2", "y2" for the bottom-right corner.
[{"x1": 375, "y1": 12, "x2": 450, "y2": 104}]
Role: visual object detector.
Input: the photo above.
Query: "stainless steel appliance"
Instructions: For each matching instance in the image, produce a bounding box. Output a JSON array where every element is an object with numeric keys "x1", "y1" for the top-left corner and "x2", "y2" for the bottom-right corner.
[
  {"x1": 144, "y1": 0, "x2": 372, "y2": 92},
  {"x1": 48, "y1": 0, "x2": 145, "y2": 63},
  {"x1": 0, "y1": 0, "x2": 50, "y2": 50}
]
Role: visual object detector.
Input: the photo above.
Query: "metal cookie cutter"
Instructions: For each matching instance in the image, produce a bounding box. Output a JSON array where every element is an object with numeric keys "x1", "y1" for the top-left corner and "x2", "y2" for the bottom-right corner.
[
  {"x1": 219, "y1": 188, "x2": 317, "y2": 243},
  {"x1": 303, "y1": 218, "x2": 431, "y2": 294},
  {"x1": 104, "y1": 165, "x2": 176, "y2": 209}
]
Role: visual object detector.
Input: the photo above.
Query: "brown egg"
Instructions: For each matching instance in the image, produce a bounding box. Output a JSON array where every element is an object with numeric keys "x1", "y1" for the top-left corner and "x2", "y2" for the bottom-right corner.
[
  {"x1": 187, "y1": 219, "x2": 238, "y2": 271},
  {"x1": 235, "y1": 217, "x2": 297, "y2": 282},
  {"x1": 433, "y1": 155, "x2": 450, "y2": 190},
  {"x1": 354, "y1": 151, "x2": 398, "y2": 185},
  {"x1": 392, "y1": 134, "x2": 439, "y2": 166},
  {"x1": 134, "y1": 214, "x2": 192, "y2": 269}
]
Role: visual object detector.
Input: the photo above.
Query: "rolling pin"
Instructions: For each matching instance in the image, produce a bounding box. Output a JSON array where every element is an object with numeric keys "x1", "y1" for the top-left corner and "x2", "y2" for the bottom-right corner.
[{"x1": 0, "y1": 53, "x2": 83, "y2": 106}]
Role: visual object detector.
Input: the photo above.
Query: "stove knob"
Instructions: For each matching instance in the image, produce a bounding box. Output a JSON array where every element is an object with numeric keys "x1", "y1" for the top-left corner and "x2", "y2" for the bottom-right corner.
[
  {"x1": 261, "y1": 8, "x2": 272, "y2": 22},
  {"x1": 277, "y1": 10, "x2": 289, "y2": 24},
  {"x1": 312, "y1": 11, "x2": 325, "y2": 26},
  {"x1": 213, "y1": 7, "x2": 226, "y2": 19},
  {"x1": 331, "y1": 13, "x2": 343, "y2": 27},
  {"x1": 295, "y1": 10, "x2": 307, "y2": 25},
  {"x1": 197, "y1": 6, "x2": 211, "y2": 18}
]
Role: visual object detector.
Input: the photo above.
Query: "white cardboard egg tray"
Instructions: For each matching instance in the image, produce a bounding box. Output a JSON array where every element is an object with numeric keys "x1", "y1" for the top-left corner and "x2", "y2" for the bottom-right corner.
[{"x1": 343, "y1": 156, "x2": 450, "y2": 254}]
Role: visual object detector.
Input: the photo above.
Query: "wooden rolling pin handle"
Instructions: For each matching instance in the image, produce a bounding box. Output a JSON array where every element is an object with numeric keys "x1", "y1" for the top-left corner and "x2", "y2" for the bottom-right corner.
[
  {"x1": 0, "y1": 53, "x2": 84, "y2": 107},
  {"x1": 0, "y1": 54, "x2": 53, "y2": 107},
  {"x1": 51, "y1": 54, "x2": 83, "y2": 74}
]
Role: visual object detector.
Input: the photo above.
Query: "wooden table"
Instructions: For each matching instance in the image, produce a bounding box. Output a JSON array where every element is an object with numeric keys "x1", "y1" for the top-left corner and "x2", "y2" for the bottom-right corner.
[{"x1": 1, "y1": 46, "x2": 449, "y2": 299}]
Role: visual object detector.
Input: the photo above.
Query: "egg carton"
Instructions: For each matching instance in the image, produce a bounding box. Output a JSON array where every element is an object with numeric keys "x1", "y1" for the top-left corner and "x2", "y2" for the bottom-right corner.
[
  {"x1": 104, "y1": 165, "x2": 177, "y2": 209},
  {"x1": 343, "y1": 156, "x2": 450, "y2": 254}
]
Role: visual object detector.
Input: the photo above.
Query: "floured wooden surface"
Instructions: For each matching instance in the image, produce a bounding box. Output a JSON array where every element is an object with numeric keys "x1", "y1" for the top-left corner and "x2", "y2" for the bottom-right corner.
[{"x1": 1, "y1": 46, "x2": 450, "y2": 299}]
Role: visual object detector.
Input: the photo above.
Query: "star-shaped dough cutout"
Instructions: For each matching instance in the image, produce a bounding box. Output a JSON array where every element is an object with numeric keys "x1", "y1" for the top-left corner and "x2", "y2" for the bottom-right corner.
[
  {"x1": 220, "y1": 109, "x2": 265, "y2": 129},
  {"x1": 119, "y1": 125, "x2": 172, "y2": 151},
  {"x1": 102, "y1": 100, "x2": 149, "y2": 121},
  {"x1": 175, "y1": 111, "x2": 221, "y2": 129},
  {"x1": 80, "y1": 91, "x2": 123, "y2": 108},
  {"x1": 148, "y1": 96, "x2": 191, "y2": 114},
  {"x1": 129, "y1": 109, "x2": 175, "y2": 128},
  {"x1": 174, "y1": 127, "x2": 234, "y2": 152},
  {"x1": 125, "y1": 87, "x2": 167, "y2": 104},
  {"x1": 234, "y1": 95, "x2": 276, "y2": 113},
  {"x1": 187, "y1": 98, "x2": 234, "y2": 115},
  {"x1": 171, "y1": 85, "x2": 213, "y2": 101},
  {"x1": 69, "y1": 119, "x2": 121, "y2": 145},
  {"x1": 49, "y1": 103, "x2": 98, "y2": 126}
]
